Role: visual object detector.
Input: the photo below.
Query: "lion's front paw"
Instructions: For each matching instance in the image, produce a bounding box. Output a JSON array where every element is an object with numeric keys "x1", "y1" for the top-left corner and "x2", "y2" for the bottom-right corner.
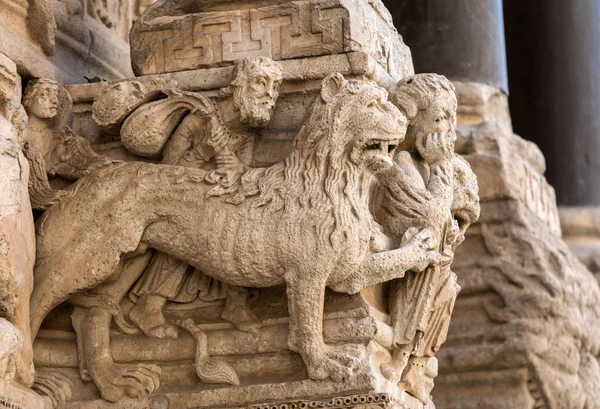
[
  {"x1": 90, "y1": 361, "x2": 161, "y2": 402},
  {"x1": 306, "y1": 344, "x2": 364, "y2": 382},
  {"x1": 401, "y1": 228, "x2": 440, "y2": 272}
]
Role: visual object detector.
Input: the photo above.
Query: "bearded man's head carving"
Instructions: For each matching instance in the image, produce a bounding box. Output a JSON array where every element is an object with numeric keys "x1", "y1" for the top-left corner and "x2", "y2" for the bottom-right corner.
[{"x1": 221, "y1": 57, "x2": 283, "y2": 128}]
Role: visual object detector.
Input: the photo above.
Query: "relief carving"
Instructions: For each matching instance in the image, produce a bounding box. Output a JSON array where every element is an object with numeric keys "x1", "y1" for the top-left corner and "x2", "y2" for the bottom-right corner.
[
  {"x1": 371, "y1": 74, "x2": 480, "y2": 404},
  {"x1": 131, "y1": 0, "x2": 345, "y2": 75},
  {"x1": 92, "y1": 57, "x2": 284, "y2": 340},
  {"x1": 21, "y1": 78, "x2": 115, "y2": 210},
  {"x1": 0, "y1": 55, "x2": 35, "y2": 388},
  {"x1": 128, "y1": 0, "x2": 414, "y2": 81},
  {"x1": 29, "y1": 72, "x2": 444, "y2": 402}
]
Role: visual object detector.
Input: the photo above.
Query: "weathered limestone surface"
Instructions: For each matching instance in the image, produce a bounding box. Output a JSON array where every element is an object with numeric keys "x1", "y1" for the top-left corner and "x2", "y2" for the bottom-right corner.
[
  {"x1": 130, "y1": 0, "x2": 413, "y2": 80},
  {"x1": 7, "y1": 1, "x2": 597, "y2": 409},
  {"x1": 31, "y1": 68, "x2": 442, "y2": 409},
  {"x1": 19, "y1": 2, "x2": 480, "y2": 408},
  {"x1": 0, "y1": 52, "x2": 35, "y2": 389},
  {"x1": 560, "y1": 206, "x2": 600, "y2": 283},
  {"x1": 432, "y1": 83, "x2": 600, "y2": 409},
  {"x1": 0, "y1": 0, "x2": 133, "y2": 84},
  {"x1": 0, "y1": 378, "x2": 46, "y2": 409}
]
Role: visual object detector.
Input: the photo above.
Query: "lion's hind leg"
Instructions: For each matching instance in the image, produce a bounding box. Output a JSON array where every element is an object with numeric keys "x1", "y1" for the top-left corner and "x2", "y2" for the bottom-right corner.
[
  {"x1": 72, "y1": 250, "x2": 161, "y2": 402},
  {"x1": 81, "y1": 307, "x2": 161, "y2": 402},
  {"x1": 285, "y1": 273, "x2": 360, "y2": 382}
]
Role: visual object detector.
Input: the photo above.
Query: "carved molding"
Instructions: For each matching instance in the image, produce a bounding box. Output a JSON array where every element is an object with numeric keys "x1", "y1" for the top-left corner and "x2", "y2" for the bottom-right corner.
[
  {"x1": 131, "y1": 2, "x2": 344, "y2": 74},
  {"x1": 0, "y1": 380, "x2": 45, "y2": 409},
  {"x1": 247, "y1": 393, "x2": 399, "y2": 409},
  {"x1": 130, "y1": 0, "x2": 413, "y2": 79}
]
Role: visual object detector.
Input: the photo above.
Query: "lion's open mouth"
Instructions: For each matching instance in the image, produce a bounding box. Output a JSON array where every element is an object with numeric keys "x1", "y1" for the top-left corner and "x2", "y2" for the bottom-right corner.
[
  {"x1": 358, "y1": 138, "x2": 402, "y2": 173},
  {"x1": 363, "y1": 139, "x2": 401, "y2": 155}
]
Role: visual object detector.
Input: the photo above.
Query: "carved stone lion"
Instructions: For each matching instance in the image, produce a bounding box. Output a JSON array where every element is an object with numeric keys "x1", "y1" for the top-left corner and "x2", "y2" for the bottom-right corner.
[{"x1": 29, "y1": 73, "x2": 439, "y2": 402}]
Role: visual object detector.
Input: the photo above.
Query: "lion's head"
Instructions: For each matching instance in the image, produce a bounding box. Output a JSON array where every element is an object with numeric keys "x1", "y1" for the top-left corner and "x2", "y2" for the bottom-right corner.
[
  {"x1": 241, "y1": 74, "x2": 407, "y2": 247},
  {"x1": 294, "y1": 73, "x2": 408, "y2": 176}
]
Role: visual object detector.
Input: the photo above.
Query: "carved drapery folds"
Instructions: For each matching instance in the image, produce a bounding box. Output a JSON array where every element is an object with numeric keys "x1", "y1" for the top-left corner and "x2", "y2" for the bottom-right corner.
[{"x1": 0, "y1": 52, "x2": 35, "y2": 390}]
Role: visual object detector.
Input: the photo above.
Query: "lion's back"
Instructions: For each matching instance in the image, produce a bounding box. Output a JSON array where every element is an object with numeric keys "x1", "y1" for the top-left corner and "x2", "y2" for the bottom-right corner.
[{"x1": 35, "y1": 162, "x2": 155, "y2": 259}]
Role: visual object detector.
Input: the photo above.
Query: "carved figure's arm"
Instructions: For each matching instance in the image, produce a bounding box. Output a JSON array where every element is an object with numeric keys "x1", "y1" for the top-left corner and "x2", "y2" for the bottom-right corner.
[
  {"x1": 415, "y1": 132, "x2": 455, "y2": 198},
  {"x1": 377, "y1": 152, "x2": 452, "y2": 236},
  {"x1": 162, "y1": 110, "x2": 235, "y2": 169},
  {"x1": 161, "y1": 114, "x2": 206, "y2": 166},
  {"x1": 329, "y1": 228, "x2": 439, "y2": 294}
]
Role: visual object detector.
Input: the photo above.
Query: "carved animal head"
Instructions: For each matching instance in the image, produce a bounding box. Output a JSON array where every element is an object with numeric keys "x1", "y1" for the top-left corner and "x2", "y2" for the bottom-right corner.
[
  {"x1": 244, "y1": 74, "x2": 406, "y2": 248},
  {"x1": 390, "y1": 74, "x2": 457, "y2": 154},
  {"x1": 295, "y1": 73, "x2": 407, "y2": 176}
]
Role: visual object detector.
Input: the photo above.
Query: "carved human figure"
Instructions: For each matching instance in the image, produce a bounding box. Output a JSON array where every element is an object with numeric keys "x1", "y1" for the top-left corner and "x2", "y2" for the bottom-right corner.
[
  {"x1": 371, "y1": 74, "x2": 479, "y2": 403},
  {"x1": 396, "y1": 156, "x2": 479, "y2": 403},
  {"x1": 30, "y1": 73, "x2": 440, "y2": 402},
  {"x1": 22, "y1": 78, "x2": 114, "y2": 210},
  {"x1": 161, "y1": 57, "x2": 283, "y2": 174},
  {"x1": 126, "y1": 58, "x2": 283, "y2": 338}
]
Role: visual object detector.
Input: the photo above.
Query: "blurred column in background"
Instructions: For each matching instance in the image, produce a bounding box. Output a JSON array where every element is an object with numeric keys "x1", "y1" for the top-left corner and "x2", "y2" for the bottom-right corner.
[
  {"x1": 391, "y1": 0, "x2": 508, "y2": 92},
  {"x1": 504, "y1": 0, "x2": 600, "y2": 281}
]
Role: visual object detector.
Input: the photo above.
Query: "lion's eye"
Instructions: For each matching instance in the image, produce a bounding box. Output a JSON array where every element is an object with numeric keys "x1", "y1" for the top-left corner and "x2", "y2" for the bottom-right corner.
[{"x1": 367, "y1": 100, "x2": 378, "y2": 108}]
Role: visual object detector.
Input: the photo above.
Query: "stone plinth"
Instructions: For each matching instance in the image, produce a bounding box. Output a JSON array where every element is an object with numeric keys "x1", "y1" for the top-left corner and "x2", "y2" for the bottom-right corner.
[
  {"x1": 130, "y1": 0, "x2": 413, "y2": 80},
  {"x1": 0, "y1": 379, "x2": 46, "y2": 409}
]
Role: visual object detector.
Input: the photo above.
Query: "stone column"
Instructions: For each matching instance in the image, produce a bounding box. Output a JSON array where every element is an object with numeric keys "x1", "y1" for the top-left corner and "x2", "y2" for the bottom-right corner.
[
  {"x1": 385, "y1": 1, "x2": 600, "y2": 408},
  {"x1": 504, "y1": 0, "x2": 600, "y2": 206},
  {"x1": 503, "y1": 1, "x2": 600, "y2": 288},
  {"x1": 387, "y1": 0, "x2": 508, "y2": 93}
]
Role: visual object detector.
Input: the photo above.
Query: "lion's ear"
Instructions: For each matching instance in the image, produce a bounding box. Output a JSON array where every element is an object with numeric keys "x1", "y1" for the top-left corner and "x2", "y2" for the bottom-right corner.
[{"x1": 321, "y1": 73, "x2": 345, "y2": 103}]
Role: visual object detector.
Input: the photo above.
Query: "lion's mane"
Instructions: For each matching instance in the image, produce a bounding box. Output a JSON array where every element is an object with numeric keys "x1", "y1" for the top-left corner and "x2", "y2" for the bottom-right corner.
[{"x1": 240, "y1": 79, "x2": 383, "y2": 248}]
